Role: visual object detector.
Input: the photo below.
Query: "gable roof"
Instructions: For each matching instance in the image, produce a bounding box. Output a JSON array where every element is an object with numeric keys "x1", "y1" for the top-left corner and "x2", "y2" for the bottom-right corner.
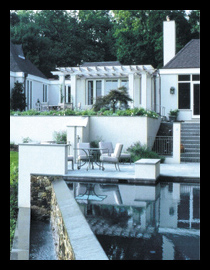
[
  {"x1": 81, "y1": 61, "x2": 122, "y2": 67},
  {"x1": 162, "y1": 39, "x2": 200, "y2": 69},
  {"x1": 10, "y1": 41, "x2": 46, "y2": 79}
]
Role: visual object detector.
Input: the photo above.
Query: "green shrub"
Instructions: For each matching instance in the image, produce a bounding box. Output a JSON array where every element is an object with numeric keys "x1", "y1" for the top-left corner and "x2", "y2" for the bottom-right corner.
[
  {"x1": 10, "y1": 151, "x2": 18, "y2": 251},
  {"x1": 10, "y1": 107, "x2": 159, "y2": 119},
  {"x1": 127, "y1": 141, "x2": 165, "y2": 163},
  {"x1": 53, "y1": 130, "x2": 67, "y2": 144}
]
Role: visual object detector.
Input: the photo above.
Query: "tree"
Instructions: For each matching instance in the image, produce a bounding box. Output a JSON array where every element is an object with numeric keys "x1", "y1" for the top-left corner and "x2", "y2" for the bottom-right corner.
[
  {"x1": 92, "y1": 86, "x2": 133, "y2": 113},
  {"x1": 10, "y1": 82, "x2": 26, "y2": 111},
  {"x1": 10, "y1": 10, "x2": 200, "y2": 75},
  {"x1": 112, "y1": 10, "x2": 194, "y2": 68},
  {"x1": 78, "y1": 10, "x2": 116, "y2": 62}
]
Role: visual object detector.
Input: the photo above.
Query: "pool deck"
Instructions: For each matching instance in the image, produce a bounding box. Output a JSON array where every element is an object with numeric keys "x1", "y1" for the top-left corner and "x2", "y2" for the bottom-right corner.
[{"x1": 65, "y1": 162, "x2": 200, "y2": 184}]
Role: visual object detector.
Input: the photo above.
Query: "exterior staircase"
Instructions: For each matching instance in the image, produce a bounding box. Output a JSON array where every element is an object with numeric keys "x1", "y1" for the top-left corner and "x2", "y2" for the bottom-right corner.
[{"x1": 181, "y1": 122, "x2": 200, "y2": 163}]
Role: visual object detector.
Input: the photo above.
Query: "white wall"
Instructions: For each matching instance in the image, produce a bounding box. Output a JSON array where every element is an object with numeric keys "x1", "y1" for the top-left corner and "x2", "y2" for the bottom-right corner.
[
  {"x1": 18, "y1": 143, "x2": 68, "y2": 207},
  {"x1": 89, "y1": 116, "x2": 161, "y2": 151},
  {"x1": 160, "y1": 74, "x2": 178, "y2": 118},
  {"x1": 10, "y1": 116, "x2": 161, "y2": 152},
  {"x1": 10, "y1": 116, "x2": 83, "y2": 144}
]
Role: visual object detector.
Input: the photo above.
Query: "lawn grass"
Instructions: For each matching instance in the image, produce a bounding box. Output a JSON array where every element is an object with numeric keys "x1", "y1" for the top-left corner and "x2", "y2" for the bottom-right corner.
[{"x1": 10, "y1": 151, "x2": 18, "y2": 251}]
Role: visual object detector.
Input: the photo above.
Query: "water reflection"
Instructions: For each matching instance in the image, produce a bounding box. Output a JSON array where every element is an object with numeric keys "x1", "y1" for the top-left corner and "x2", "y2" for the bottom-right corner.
[{"x1": 67, "y1": 182, "x2": 200, "y2": 260}]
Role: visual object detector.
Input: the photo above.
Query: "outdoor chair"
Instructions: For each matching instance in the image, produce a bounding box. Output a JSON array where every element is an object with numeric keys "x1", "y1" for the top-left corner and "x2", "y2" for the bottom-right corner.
[
  {"x1": 99, "y1": 141, "x2": 114, "y2": 156},
  {"x1": 99, "y1": 141, "x2": 131, "y2": 164},
  {"x1": 77, "y1": 142, "x2": 93, "y2": 169},
  {"x1": 100, "y1": 143, "x2": 123, "y2": 171}
]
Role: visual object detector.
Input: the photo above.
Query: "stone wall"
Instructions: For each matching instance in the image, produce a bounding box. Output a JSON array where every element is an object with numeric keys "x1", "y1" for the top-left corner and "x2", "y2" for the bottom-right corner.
[
  {"x1": 31, "y1": 175, "x2": 54, "y2": 220},
  {"x1": 30, "y1": 175, "x2": 74, "y2": 260},
  {"x1": 30, "y1": 175, "x2": 108, "y2": 260},
  {"x1": 51, "y1": 187, "x2": 75, "y2": 260}
]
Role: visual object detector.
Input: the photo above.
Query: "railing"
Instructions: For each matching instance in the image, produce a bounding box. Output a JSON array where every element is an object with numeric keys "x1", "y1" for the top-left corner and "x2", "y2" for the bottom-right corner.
[{"x1": 149, "y1": 136, "x2": 173, "y2": 156}]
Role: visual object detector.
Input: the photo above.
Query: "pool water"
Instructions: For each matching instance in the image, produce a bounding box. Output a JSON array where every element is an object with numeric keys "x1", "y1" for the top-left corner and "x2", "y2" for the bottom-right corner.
[{"x1": 67, "y1": 181, "x2": 200, "y2": 260}]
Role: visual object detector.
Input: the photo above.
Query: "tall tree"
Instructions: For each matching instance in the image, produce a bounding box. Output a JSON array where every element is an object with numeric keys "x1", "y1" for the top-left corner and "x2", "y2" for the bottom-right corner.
[
  {"x1": 10, "y1": 10, "x2": 200, "y2": 75},
  {"x1": 112, "y1": 10, "x2": 194, "y2": 68},
  {"x1": 78, "y1": 10, "x2": 116, "y2": 62}
]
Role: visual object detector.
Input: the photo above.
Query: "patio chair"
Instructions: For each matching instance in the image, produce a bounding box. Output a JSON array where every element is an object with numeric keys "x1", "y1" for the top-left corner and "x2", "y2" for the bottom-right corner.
[
  {"x1": 99, "y1": 141, "x2": 114, "y2": 156},
  {"x1": 99, "y1": 141, "x2": 131, "y2": 164},
  {"x1": 100, "y1": 143, "x2": 123, "y2": 171},
  {"x1": 77, "y1": 142, "x2": 93, "y2": 169}
]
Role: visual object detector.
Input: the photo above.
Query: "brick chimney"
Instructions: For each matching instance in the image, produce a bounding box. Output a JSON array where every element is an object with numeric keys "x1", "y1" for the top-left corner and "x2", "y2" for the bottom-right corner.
[{"x1": 163, "y1": 18, "x2": 176, "y2": 66}]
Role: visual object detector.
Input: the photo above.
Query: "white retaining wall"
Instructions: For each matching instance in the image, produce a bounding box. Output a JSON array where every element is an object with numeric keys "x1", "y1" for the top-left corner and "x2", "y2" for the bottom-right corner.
[{"x1": 10, "y1": 116, "x2": 161, "y2": 151}]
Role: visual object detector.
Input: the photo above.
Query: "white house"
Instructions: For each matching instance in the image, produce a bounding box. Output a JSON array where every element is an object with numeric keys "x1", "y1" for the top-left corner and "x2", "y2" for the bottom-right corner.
[
  {"x1": 160, "y1": 20, "x2": 200, "y2": 121},
  {"x1": 51, "y1": 62, "x2": 159, "y2": 112},
  {"x1": 10, "y1": 19, "x2": 200, "y2": 121},
  {"x1": 10, "y1": 41, "x2": 50, "y2": 110}
]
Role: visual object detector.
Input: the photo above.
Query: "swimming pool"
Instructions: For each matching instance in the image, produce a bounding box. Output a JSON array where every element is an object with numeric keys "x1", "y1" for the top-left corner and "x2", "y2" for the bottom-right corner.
[{"x1": 67, "y1": 181, "x2": 200, "y2": 260}]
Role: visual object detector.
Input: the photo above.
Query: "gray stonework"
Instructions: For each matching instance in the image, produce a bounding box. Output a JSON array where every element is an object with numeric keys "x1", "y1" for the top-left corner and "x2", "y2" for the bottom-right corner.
[{"x1": 30, "y1": 175, "x2": 108, "y2": 260}]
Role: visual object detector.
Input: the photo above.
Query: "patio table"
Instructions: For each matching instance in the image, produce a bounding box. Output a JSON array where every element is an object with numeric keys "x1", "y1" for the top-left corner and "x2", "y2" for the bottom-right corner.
[{"x1": 74, "y1": 147, "x2": 107, "y2": 171}]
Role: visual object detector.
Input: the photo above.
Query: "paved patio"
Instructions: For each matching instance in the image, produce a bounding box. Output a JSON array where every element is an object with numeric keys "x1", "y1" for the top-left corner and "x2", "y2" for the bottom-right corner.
[{"x1": 65, "y1": 162, "x2": 200, "y2": 182}]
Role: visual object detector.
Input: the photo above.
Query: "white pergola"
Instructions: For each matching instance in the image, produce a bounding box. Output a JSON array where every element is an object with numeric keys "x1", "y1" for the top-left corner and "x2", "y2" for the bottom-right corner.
[
  {"x1": 52, "y1": 64, "x2": 155, "y2": 78},
  {"x1": 51, "y1": 64, "x2": 156, "y2": 109}
]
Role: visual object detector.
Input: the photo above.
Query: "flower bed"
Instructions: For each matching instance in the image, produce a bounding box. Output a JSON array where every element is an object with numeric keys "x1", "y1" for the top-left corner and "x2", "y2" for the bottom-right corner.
[{"x1": 10, "y1": 107, "x2": 159, "y2": 119}]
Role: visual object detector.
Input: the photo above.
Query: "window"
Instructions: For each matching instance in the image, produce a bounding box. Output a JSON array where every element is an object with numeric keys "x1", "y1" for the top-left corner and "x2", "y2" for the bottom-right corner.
[
  {"x1": 67, "y1": 86, "x2": 71, "y2": 103},
  {"x1": 178, "y1": 75, "x2": 190, "y2": 109},
  {"x1": 88, "y1": 81, "x2": 93, "y2": 105},
  {"x1": 192, "y1": 74, "x2": 200, "y2": 81},
  {"x1": 105, "y1": 80, "x2": 118, "y2": 95},
  {"x1": 178, "y1": 83, "x2": 190, "y2": 109},
  {"x1": 178, "y1": 75, "x2": 190, "y2": 81},
  {"x1": 121, "y1": 80, "x2": 128, "y2": 89},
  {"x1": 43, "y1": 84, "x2": 48, "y2": 102},
  {"x1": 26, "y1": 80, "x2": 33, "y2": 110},
  {"x1": 96, "y1": 81, "x2": 102, "y2": 98}
]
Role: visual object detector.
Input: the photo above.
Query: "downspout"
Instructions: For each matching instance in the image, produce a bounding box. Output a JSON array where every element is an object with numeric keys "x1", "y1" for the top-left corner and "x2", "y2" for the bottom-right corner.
[
  {"x1": 158, "y1": 71, "x2": 162, "y2": 116},
  {"x1": 24, "y1": 72, "x2": 28, "y2": 111}
]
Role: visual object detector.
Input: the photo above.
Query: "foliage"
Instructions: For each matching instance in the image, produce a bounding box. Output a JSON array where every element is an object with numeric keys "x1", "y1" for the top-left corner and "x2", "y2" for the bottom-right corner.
[
  {"x1": 10, "y1": 107, "x2": 159, "y2": 118},
  {"x1": 169, "y1": 109, "x2": 179, "y2": 116},
  {"x1": 10, "y1": 81, "x2": 26, "y2": 111},
  {"x1": 92, "y1": 86, "x2": 133, "y2": 113},
  {"x1": 10, "y1": 151, "x2": 18, "y2": 251},
  {"x1": 53, "y1": 130, "x2": 67, "y2": 144},
  {"x1": 127, "y1": 141, "x2": 165, "y2": 163},
  {"x1": 22, "y1": 137, "x2": 32, "y2": 143},
  {"x1": 10, "y1": 10, "x2": 200, "y2": 76}
]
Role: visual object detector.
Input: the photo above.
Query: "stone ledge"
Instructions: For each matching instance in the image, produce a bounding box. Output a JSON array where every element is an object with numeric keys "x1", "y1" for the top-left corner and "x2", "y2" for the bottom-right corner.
[
  {"x1": 10, "y1": 207, "x2": 31, "y2": 260},
  {"x1": 135, "y1": 159, "x2": 160, "y2": 180},
  {"x1": 51, "y1": 179, "x2": 108, "y2": 260}
]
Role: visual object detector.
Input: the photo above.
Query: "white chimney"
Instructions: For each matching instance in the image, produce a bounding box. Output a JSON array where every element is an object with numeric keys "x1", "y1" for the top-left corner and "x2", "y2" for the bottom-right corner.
[{"x1": 163, "y1": 19, "x2": 176, "y2": 66}]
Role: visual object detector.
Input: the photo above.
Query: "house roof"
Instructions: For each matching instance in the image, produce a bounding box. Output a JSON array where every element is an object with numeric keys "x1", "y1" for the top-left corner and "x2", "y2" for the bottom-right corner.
[
  {"x1": 81, "y1": 61, "x2": 122, "y2": 67},
  {"x1": 10, "y1": 41, "x2": 46, "y2": 79},
  {"x1": 162, "y1": 39, "x2": 200, "y2": 69}
]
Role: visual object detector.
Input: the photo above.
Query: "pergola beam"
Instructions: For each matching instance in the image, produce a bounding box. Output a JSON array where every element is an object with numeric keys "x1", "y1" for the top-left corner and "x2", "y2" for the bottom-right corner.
[{"x1": 52, "y1": 64, "x2": 155, "y2": 78}]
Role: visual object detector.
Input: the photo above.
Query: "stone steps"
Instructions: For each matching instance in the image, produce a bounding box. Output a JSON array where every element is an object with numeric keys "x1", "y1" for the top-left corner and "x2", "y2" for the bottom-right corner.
[{"x1": 181, "y1": 123, "x2": 200, "y2": 163}]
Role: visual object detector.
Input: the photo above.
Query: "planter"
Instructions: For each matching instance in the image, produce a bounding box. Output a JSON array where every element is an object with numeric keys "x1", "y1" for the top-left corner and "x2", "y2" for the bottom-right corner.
[{"x1": 169, "y1": 115, "x2": 177, "y2": 122}]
